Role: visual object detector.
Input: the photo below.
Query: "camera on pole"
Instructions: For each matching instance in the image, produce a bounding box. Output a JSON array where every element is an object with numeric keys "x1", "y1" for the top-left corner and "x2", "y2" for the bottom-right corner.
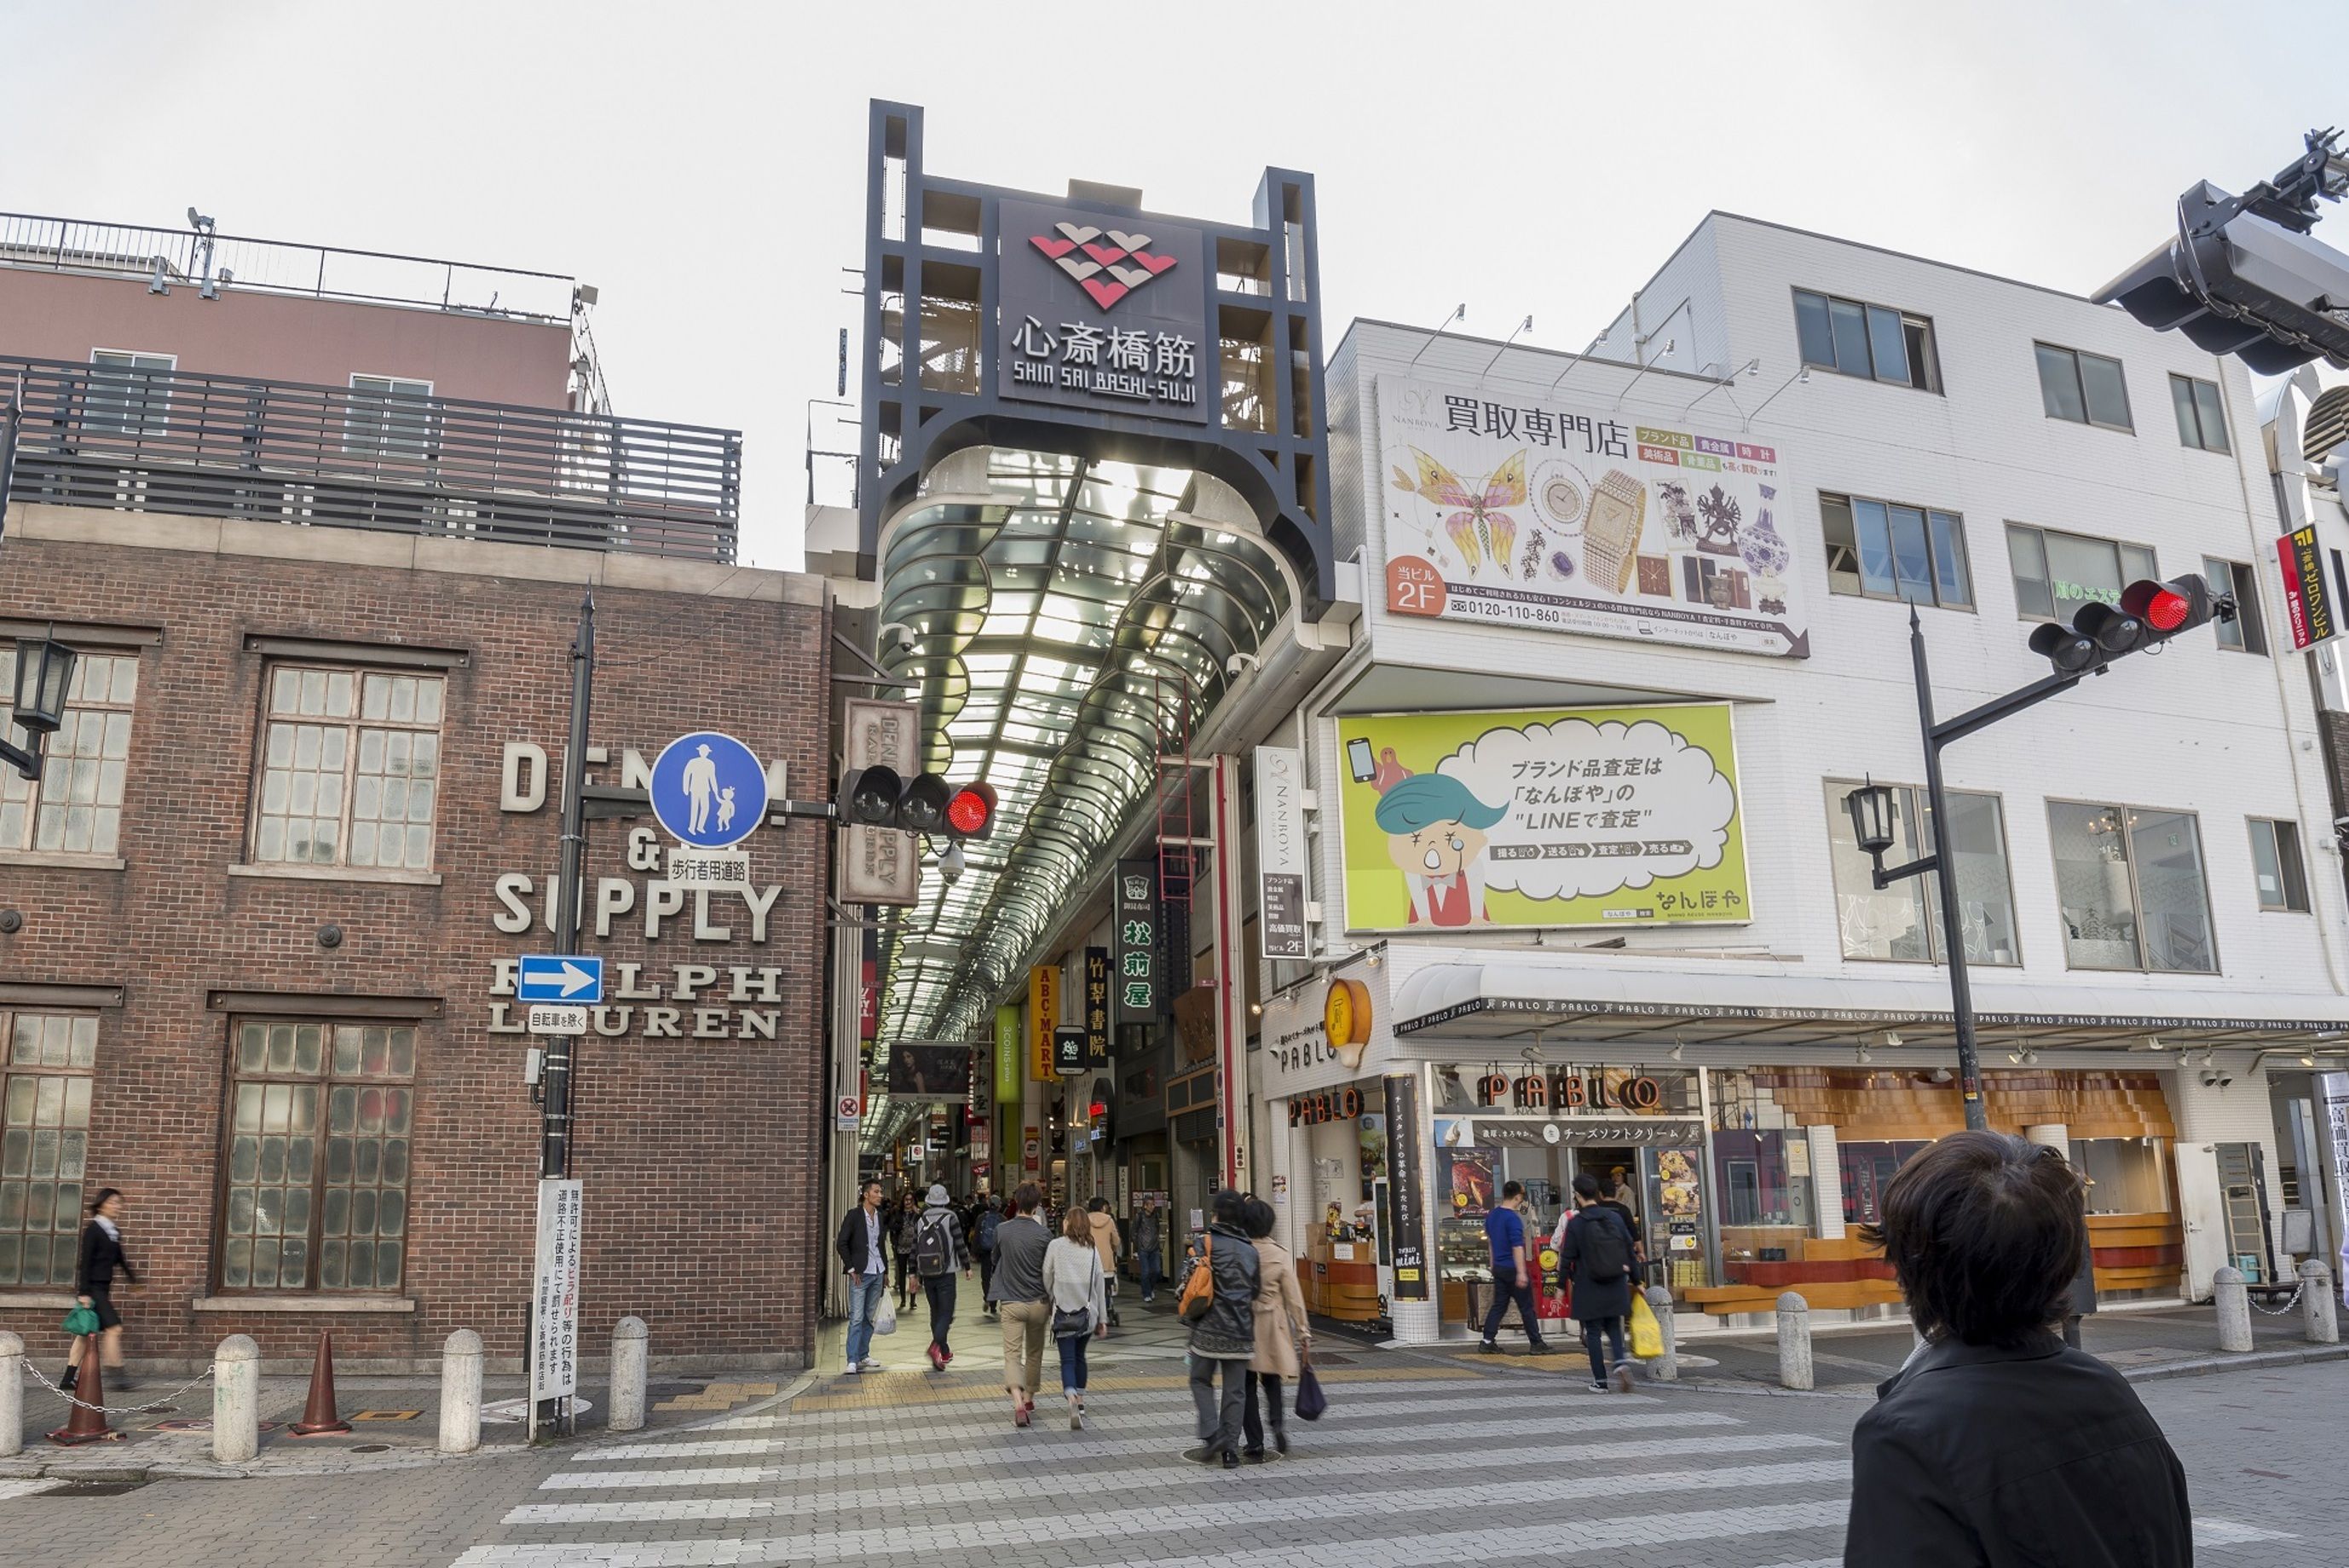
[
  {"x1": 835, "y1": 767, "x2": 996, "y2": 839},
  {"x1": 2025, "y1": 574, "x2": 2231, "y2": 677}
]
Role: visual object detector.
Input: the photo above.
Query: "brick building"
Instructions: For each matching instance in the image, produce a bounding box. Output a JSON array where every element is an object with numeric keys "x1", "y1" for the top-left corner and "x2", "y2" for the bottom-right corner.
[{"x1": 0, "y1": 212, "x2": 832, "y2": 1374}]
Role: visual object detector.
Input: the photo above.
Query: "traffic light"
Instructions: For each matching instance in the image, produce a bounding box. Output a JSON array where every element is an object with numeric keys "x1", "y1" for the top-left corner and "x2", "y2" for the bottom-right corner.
[
  {"x1": 834, "y1": 769, "x2": 996, "y2": 839},
  {"x1": 2025, "y1": 575, "x2": 2229, "y2": 677}
]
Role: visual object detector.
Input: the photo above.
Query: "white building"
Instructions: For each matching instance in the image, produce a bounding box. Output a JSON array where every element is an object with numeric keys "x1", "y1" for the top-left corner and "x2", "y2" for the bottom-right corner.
[{"x1": 1250, "y1": 213, "x2": 2349, "y2": 1343}]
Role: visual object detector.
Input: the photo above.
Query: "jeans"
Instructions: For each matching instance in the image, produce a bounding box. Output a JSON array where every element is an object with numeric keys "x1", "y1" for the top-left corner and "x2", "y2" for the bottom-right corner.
[
  {"x1": 844, "y1": 1271, "x2": 888, "y2": 1366},
  {"x1": 923, "y1": 1271, "x2": 958, "y2": 1352},
  {"x1": 999, "y1": 1299, "x2": 1049, "y2": 1394},
  {"x1": 1056, "y1": 1326, "x2": 1091, "y2": 1392},
  {"x1": 1190, "y1": 1355, "x2": 1249, "y2": 1452},
  {"x1": 1480, "y1": 1265, "x2": 1546, "y2": 1347},
  {"x1": 1137, "y1": 1248, "x2": 1163, "y2": 1300},
  {"x1": 1241, "y1": 1371, "x2": 1284, "y2": 1451},
  {"x1": 1581, "y1": 1315, "x2": 1627, "y2": 1385}
]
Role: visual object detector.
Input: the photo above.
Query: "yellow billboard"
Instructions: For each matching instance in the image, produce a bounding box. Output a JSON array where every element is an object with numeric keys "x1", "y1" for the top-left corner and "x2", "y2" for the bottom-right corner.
[
  {"x1": 1336, "y1": 704, "x2": 1748, "y2": 931},
  {"x1": 1028, "y1": 965, "x2": 1061, "y2": 1081}
]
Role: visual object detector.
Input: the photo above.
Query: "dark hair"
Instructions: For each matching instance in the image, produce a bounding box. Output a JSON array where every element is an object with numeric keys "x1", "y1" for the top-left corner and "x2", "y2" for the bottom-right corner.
[
  {"x1": 1598, "y1": 1176, "x2": 1621, "y2": 1198},
  {"x1": 1013, "y1": 1182, "x2": 1043, "y2": 1215},
  {"x1": 1239, "y1": 1196, "x2": 1276, "y2": 1239},
  {"x1": 1861, "y1": 1131, "x2": 2084, "y2": 1347},
  {"x1": 1500, "y1": 1180, "x2": 1524, "y2": 1201},
  {"x1": 89, "y1": 1188, "x2": 123, "y2": 1213},
  {"x1": 1211, "y1": 1187, "x2": 1246, "y2": 1226},
  {"x1": 1087, "y1": 1197, "x2": 1108, "y2": 1213},
  {"x1": 860, "y1": 1179, "x2": 882, "y2": 1199},
  {"x1": 1571, "y1": 1173, "x2": 1601, "y2": 1202},
  {"x1": 1064, "y1": 1207, "x2": 1094, "y2": 1243}
]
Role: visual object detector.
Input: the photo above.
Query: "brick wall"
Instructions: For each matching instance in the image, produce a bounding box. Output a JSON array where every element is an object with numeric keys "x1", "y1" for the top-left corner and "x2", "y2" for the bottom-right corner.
[{"x1": 0, "y1": 508, "x2": 830, "y2": 1370}]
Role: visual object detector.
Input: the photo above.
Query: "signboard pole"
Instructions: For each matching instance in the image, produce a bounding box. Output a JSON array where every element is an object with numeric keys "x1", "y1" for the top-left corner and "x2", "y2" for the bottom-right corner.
[{"x1": 535, "y1": 591, "x2": 592, "y2": 1436}]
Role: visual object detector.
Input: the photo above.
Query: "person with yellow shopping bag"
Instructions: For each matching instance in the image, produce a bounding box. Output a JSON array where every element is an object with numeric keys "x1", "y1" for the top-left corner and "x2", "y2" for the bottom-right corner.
[
  {"x1": 1629, "y1": 1289, "x2": 1665, "y2": 1361},
  {"x1": 1555, "y1": 1174, "x2": 1639, "y2": 1392}
]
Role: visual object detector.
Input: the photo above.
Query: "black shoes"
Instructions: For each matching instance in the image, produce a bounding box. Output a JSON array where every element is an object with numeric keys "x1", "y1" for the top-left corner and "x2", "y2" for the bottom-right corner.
[
  {"x1": 1222, "y1": 1450, "x2": 1241, "y2": 1469},
  {"x1": 59, "y1": 1364, "x2": 76, "y2": 1392},
  {"x1": 1182, "y1": 1444, "x2": 1222, "y2": 1465},
  {"x1": 1273, "y1": 1427, "x2": 1289, "y2": 1456}
]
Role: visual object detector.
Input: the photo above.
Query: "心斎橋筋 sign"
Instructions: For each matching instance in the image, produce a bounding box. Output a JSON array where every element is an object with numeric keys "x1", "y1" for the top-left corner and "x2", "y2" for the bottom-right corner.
[{"x1": 997, "y1": 199, "x2": 1209, "y2": 426}]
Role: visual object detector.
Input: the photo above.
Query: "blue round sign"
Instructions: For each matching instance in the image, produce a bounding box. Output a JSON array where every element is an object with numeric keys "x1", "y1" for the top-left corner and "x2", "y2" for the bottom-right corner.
[{"x1": 649, "y1": 730, "x2": 770, "y2": 850}]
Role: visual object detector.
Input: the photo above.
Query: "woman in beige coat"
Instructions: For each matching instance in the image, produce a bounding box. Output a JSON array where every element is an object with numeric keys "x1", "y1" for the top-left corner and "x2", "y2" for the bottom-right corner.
[{"x1": 1239, "y1": 1195, "x2": 1309, "y2": 1460}]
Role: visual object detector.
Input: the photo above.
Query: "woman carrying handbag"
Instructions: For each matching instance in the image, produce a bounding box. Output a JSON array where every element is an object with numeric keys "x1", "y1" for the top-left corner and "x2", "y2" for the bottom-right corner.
[
  {"x1": 1239, "y1": 1195, "x2": 1310, "y2": 1460},
  {"x1": 63, "y1": 1188, "x2": 136, "y2": 1392},
  {"x1": 1042, "y1": 1207, "x2": 1110, "y2": 1429}
]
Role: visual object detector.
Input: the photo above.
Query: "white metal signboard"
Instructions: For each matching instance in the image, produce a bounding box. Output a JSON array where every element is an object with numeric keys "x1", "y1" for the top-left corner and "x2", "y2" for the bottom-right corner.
[
  {"x1": 530, "y1": 1178, "x2": 583, "y2": 1403},
  {"x1": 1254, "y1": 745, "x2": 1310, "y2": 959}
]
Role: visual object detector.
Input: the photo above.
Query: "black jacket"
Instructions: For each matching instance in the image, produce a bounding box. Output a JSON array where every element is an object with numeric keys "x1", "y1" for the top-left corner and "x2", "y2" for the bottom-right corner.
[
  {"x1": 1558, "y1": 1204, "x2": 1638, "y2": 1323},
  {"x1": 1185, "y1": 1221, "x2": 1261, "y2": 1358},
  {"x1": 75, "y1": 1219, "x2": 136, "y2": 1295},
  {"x1": 834, "y1": 1205, "x2": 887, "y2": 1277},
  {"x1": 1844, "y1": 1332, "x2": 2191, "y2": 1567}
]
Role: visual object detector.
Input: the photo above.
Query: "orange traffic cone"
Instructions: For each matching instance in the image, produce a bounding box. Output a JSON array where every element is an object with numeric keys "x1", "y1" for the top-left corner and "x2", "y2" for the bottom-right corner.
[
  {"x1": 286, "y1": 1332, "x2": 351, "y2": 1437},
  {"x1": 46, "y1": 1352, "x2": 121, "y2": 1445}
]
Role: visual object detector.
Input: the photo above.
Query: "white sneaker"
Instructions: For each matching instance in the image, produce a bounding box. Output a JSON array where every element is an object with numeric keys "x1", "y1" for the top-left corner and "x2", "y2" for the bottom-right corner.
[
  {"x1": 846, "y1": 1363, "x2": 863, "y2": 1375},
  {"x1": 1610, "y1": 1361, "x2": 1636, "y2": 1393},
  {"x1": 859, "y1": 1358, "x2": 884, "y2": 1372}
]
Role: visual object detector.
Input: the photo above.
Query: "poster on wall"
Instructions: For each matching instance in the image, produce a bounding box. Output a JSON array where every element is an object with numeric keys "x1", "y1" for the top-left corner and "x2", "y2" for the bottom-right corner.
[
  {"x1": 1376, "y1": 374, "x2": 1806, "y2": 658},
  {"x1": 1382, "y1": 1072, "x2": 1429, "y2": 1300},
  {"x1": 1336, "y1": 704, "x2": 1748, "y2": 931}
]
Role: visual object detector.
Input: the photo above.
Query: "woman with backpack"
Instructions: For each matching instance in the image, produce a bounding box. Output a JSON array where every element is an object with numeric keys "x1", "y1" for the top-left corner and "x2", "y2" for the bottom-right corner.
[
  {"x1": 1555, "y1": 1173, "x2": 1640, "y2": 1393},
  {"x1": 1042, "y1": 1206, "x2": 1111, "y2": 1428},
  {"x1": 915, "y1": 1184, "x2": 975, "y2": 1371}
]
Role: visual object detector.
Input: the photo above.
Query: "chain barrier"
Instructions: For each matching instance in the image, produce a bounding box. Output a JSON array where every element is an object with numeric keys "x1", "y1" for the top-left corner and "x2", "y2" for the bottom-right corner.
[
  {"x1": 2247, "y1": 1279, "x2": 2307, "y2": 1317},
  {"x1": 16, "y1": 1356, "x2": 213, "y2": 1417}
]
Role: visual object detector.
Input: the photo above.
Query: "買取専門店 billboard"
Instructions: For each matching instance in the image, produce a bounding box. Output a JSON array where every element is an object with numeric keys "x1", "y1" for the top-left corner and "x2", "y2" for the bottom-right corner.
[
  {"x1": 1375, "y1": 374, "x2": 1806, "y2": 658},
  {"x1": 1337, "y1": 705, "x2": 1749, "y2": 931}
]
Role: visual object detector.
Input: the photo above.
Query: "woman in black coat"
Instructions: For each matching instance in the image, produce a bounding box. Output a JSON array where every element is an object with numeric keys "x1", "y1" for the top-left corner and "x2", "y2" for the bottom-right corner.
[
  {"x1": 1844, "y1": 1132, "x2": 2190, "y2": 1567},
  {"x1": 63, "y1": 1188, "x2": 136, "y2": 1392}
]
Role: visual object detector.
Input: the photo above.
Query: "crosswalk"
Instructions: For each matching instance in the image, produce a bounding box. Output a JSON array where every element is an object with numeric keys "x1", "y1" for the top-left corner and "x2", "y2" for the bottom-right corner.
[{"x1": 450, "y1": 1352, "x2": 2302, "y2": 1567}]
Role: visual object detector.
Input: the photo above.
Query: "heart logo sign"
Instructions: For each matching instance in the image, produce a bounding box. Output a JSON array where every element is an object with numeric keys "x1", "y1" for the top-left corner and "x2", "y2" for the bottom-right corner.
[{"x1": 1032, "y1": 219, "x2": 1178, "y2": 311}]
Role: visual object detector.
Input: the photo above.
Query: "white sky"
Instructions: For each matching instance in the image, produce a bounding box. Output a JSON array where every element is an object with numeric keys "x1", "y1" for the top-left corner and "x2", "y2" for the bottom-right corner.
[{"x1": 3, "y1": 0, "x2": 2340, "y2": 569}]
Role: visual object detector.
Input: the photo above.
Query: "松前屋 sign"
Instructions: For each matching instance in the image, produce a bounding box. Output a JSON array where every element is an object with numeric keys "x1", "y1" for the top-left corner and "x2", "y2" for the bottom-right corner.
[
  {"x1": 1336, "y1": 705, "x2": 1748, "y2": 931},
  {"x1": 1375, "y1": 374, "x2": 1806, "y2": 659}
]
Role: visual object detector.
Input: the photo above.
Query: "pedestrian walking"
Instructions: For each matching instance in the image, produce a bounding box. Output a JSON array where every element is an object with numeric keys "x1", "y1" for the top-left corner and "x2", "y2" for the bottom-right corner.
[
  {"x1": 1844, "y1": 1131, "x2": 2190, "y2": 1565},
  {"x1": 914, "y1": 1183, "x2": 974, "y2": 1372},
  {"x1": 1182, "y1": 1188, "x2": 1261, "y2": 1468},
  {"x1": 1478, "y1": 1180, "x2": 1550, "y2": 1354},
  {"x1": 1085, "y1": 1197, "x2": 1124, "y2": 1329},
  {"x1": 987, "y1": 1182, "x2": 1055, "y2": 1427},
  {"x1": 1133, "y1": 1193, "x2": 1164, "y2": 1303},
  {"x1": 1555, "y1": 1173, "x2": 1637, "y2": 1392},
  {"x1": 61, "y1": 1188, "x2": 136, "y2": 1392},
  {"x1": 893, "y1": 1194, "x2": 922, "y2": 1311},
  {"x1": 1239, "y1": 1195, "x2": 1308, "y2": 1461},
  {"x1": 834, "y1": 1179, "x2": 891, "y2": 1375},
  {"x1": 1043, "y1": 1205, "x2": 1111, "y2": 1429},
  {"x1": 975, "y1": 1195, "x2": 1004, "y2": 1314}
]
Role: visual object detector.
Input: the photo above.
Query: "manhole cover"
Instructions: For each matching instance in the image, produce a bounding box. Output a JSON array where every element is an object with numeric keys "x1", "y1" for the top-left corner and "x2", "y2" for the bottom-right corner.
[
  {"x1": 350, "y1": 1444, "x2": 391, "y2": 1454},
  {"x1": 40, "y1": 1480, "x2": 151, "y2": 1497}
]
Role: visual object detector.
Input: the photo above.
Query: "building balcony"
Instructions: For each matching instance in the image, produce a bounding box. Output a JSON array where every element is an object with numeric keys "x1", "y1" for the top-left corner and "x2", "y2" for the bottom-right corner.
[{"x1": 0, "y1": 356, "x2": 740, "y2": 563}]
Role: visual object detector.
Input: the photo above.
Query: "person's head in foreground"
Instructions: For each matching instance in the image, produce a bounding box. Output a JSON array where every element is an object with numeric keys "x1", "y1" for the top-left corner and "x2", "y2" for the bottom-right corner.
[{"x1": 1859, "y1": 1128, "x2": 2082, "y2": 1346}]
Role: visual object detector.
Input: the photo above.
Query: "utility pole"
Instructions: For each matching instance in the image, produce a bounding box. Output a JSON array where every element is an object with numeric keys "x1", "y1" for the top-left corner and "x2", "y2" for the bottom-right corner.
[{"x1": 541, "y1": 589, "x2": 595, "y2": 1180}]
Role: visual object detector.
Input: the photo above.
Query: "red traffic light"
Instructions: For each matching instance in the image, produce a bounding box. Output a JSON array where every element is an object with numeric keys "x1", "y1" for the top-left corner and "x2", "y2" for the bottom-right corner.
[
  {"x1": 2121, "y1": 574, "x2": 2217, "y2": 637},
  {"x1": 2125, "y1": 584, "x2": 2190, "y2": 631},
  {"x1": 1088, "y1": 1098, "x2": 1107, "y2": 1121},
  {"x1": 945, "y1": 782, "x2": 996, "y2": 839}
]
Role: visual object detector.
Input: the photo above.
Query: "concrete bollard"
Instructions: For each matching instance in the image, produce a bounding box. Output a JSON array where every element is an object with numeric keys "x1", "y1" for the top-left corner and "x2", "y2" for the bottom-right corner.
[
  {"x1": 2300, "y1": 1261, "x2": 2339, "y2": 1346},
  {"x1": 1642, "y1": 1286, "x2": 1677, "y2": 1382},
  {"x1": 1775, "y1": 1291, "x2": 1813, "y2": 1391},
  {"x1": 0, "y1": 1330, "x2": 22, "y2": 1459},
  {"x1": 439, "y1": 1329, "x2": 483, "y2": 1455},
  {"x1": 212, "y1": 1335, "x2": 261, "y2": 1463},
  {"x1": 2213, "y1": 1265, "x2": 2254, "y2": 1353},
  {"x1": 609, "y1": 1317, "x2": 649, "y2": 1433}
]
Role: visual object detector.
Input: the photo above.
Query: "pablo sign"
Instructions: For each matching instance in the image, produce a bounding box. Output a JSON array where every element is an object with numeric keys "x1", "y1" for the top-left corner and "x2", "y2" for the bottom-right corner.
[{"x1": 1474, "y1": 1069, "x2": 1666, "y2": 1113}]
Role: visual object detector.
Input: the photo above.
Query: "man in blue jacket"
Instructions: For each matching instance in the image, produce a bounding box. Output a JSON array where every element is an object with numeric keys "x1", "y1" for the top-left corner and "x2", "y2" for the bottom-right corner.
[{"x1": 1477, "y1": 1180, "x2": 1550, "y2": 1353}]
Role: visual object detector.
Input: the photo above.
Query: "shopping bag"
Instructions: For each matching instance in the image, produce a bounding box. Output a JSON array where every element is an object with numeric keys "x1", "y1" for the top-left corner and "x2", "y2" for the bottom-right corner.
[
  {"x1": 1630, "y1": 1291, "x2": 1664, "y2": 1360},
  {"x1": 1293, "y1": 1356, "x2": 1329, "y2": 1421},
  {"x1": 61, "y1": 1304, "x2": 101, "y2": 1337},
  {"x1": 874, "y1": 1293, "x2": 897, "y2": 1336}
]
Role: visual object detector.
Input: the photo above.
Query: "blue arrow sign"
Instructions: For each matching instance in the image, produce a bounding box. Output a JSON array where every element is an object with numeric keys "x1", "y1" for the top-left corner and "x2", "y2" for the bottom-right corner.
[
  {"x1": 518, "y1": 955, "x2": 603, "y2": 1005},
  {"x1": 649, "y1": 730, "x2": 770, "y2": 850}
]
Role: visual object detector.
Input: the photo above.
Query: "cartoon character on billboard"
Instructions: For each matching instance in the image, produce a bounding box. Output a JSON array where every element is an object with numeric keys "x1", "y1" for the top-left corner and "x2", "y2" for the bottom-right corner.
[{"x1": 1372, "y1": 772, "x2": 1506, "y2": 927}]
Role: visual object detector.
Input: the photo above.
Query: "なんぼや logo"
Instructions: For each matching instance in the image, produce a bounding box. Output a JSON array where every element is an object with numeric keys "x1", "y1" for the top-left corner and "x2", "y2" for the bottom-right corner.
[{"x1": 1030, "y1": 222, "x2": 1178, "y2": 311}]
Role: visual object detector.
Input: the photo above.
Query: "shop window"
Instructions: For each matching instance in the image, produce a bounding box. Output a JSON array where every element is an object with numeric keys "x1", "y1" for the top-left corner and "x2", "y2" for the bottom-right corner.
[
  {"x1": 2005, "y1": 523, "x2": 2156, "y2": 622},
  {"x1": 2034, "y1": 343, "x2": 2133, "y2": 431},
  {"x1": 248, "y1": 666, "x2": 444, "y2": 870},
  {"x1": 1820, "y1": 493, "x2": 1971, "y2": 608},
  {"x1": 2068, "y1": 1137, "x2": 2173, "y2": 1216},
  {"x1": 0, "y1": 649, "x2": 139, "y2": 856},
  {"x1": 2202, "y1": 557, "x2": 2267, "y2": 654},
  {"x1": 2047, "y1": 802, "x2": 2218, "y2": 972},
  {"x1": 0, "y1": 1013, "x2": 98, "y2": 1287},
  {"x1": 1837, "y1": 1139, "x2": 1931, "y2": 1227},
  {"x1": 1825, "y1": 780, "x2": 2020, "y2": 966},
  {"x1": 1792, "y1": 289, "x2": 1940, "y2": 391},
  {"x1": 218, "y1": 1020, "x2": 415, "y2": 1294},
  {"x1": 2169, "y1": 373, "x2": 2230, "y2": 453},
  {"x1": 2247, "y1": 818, "x2": 2311, "y2": 913}
]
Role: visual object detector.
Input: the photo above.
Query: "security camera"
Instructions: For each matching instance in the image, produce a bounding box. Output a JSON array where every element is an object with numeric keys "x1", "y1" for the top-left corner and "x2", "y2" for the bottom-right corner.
[
  {"x1": 879, "y1": 621, "x2": 917, "y2": 656},
  {"x1": 2199, "y1": 1070, "x2": 2236, "y2": 1089},
  {"x1": 938, "y1": 842, "x2": 966, "y2": 885}
]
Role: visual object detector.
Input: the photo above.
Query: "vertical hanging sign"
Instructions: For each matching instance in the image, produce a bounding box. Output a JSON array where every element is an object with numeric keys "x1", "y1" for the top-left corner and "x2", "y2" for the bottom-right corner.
[
  {"x1": 1382, "y1": 1073, "x2": 1429, "y2": 1300},
  {"x1": 994, "y1": 1005, "x2": 1022, "y2": 1106},
  {"x1": 1083, "y1": 946, "x2": 1111, "y2": 1067},
  {"x1": 1028, "y1": 965, "x2": 1062, "y2": 1081},
  {"x1": 1254, "y1": 745, "x2": 1310, "y2": 959},
  {"x1": 1113, "y1": 859, "x2": 1158, "y2": 1023},
  {"x1": 530, "y1": 1178, "x2": 584, "y2": 1401},
  {"x1": 2277, "y1": 525, "x2": 2339, "y2": 651}
]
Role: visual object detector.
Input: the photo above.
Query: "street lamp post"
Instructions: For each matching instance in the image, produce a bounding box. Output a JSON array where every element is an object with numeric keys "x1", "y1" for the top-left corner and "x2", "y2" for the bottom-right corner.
[{"x1": 1, "y1": 630, "x2": 78, "y2": 782}]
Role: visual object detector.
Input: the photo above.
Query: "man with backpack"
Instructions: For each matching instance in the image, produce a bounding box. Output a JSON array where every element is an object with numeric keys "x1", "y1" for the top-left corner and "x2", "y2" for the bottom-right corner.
[
  {"x1": 974, "y1": 1195, "x2": 1003, "y2": 1315},
  {"x1": 915, "y1": 1184, "x2": 975, "y2": 1371},
  {"x1": 1555, "y1": 1173, "x2": 1640, "y2": 1392}
]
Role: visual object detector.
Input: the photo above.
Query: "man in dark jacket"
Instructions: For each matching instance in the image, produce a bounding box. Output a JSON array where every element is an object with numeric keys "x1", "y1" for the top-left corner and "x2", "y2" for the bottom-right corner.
[
  {"x1": 1183, "y1": 1188, "x2": 1261, "y2": 1467},
  {"x1": 1557, "y1": 1173, "x2": 1639, "y2": 1392},
  {"x1": 1844, "y1": 1130, "x2": 2190, "y2": 1567},
  {"x1": 834, "y1": 1179, "x2": 891, "y2": 1374}
]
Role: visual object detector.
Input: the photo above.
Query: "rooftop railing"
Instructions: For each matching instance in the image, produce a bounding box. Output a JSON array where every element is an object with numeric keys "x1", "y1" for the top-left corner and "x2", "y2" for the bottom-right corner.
[{"x1": 0, "y1": 356, "x2": 739, "y2": 562}]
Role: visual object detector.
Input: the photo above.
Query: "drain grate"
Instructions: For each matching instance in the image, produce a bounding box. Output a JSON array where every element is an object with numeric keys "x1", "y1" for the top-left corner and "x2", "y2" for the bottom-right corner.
[{"x1": 349, "y1": 1444, "x2": 391, "y2": 1454}]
